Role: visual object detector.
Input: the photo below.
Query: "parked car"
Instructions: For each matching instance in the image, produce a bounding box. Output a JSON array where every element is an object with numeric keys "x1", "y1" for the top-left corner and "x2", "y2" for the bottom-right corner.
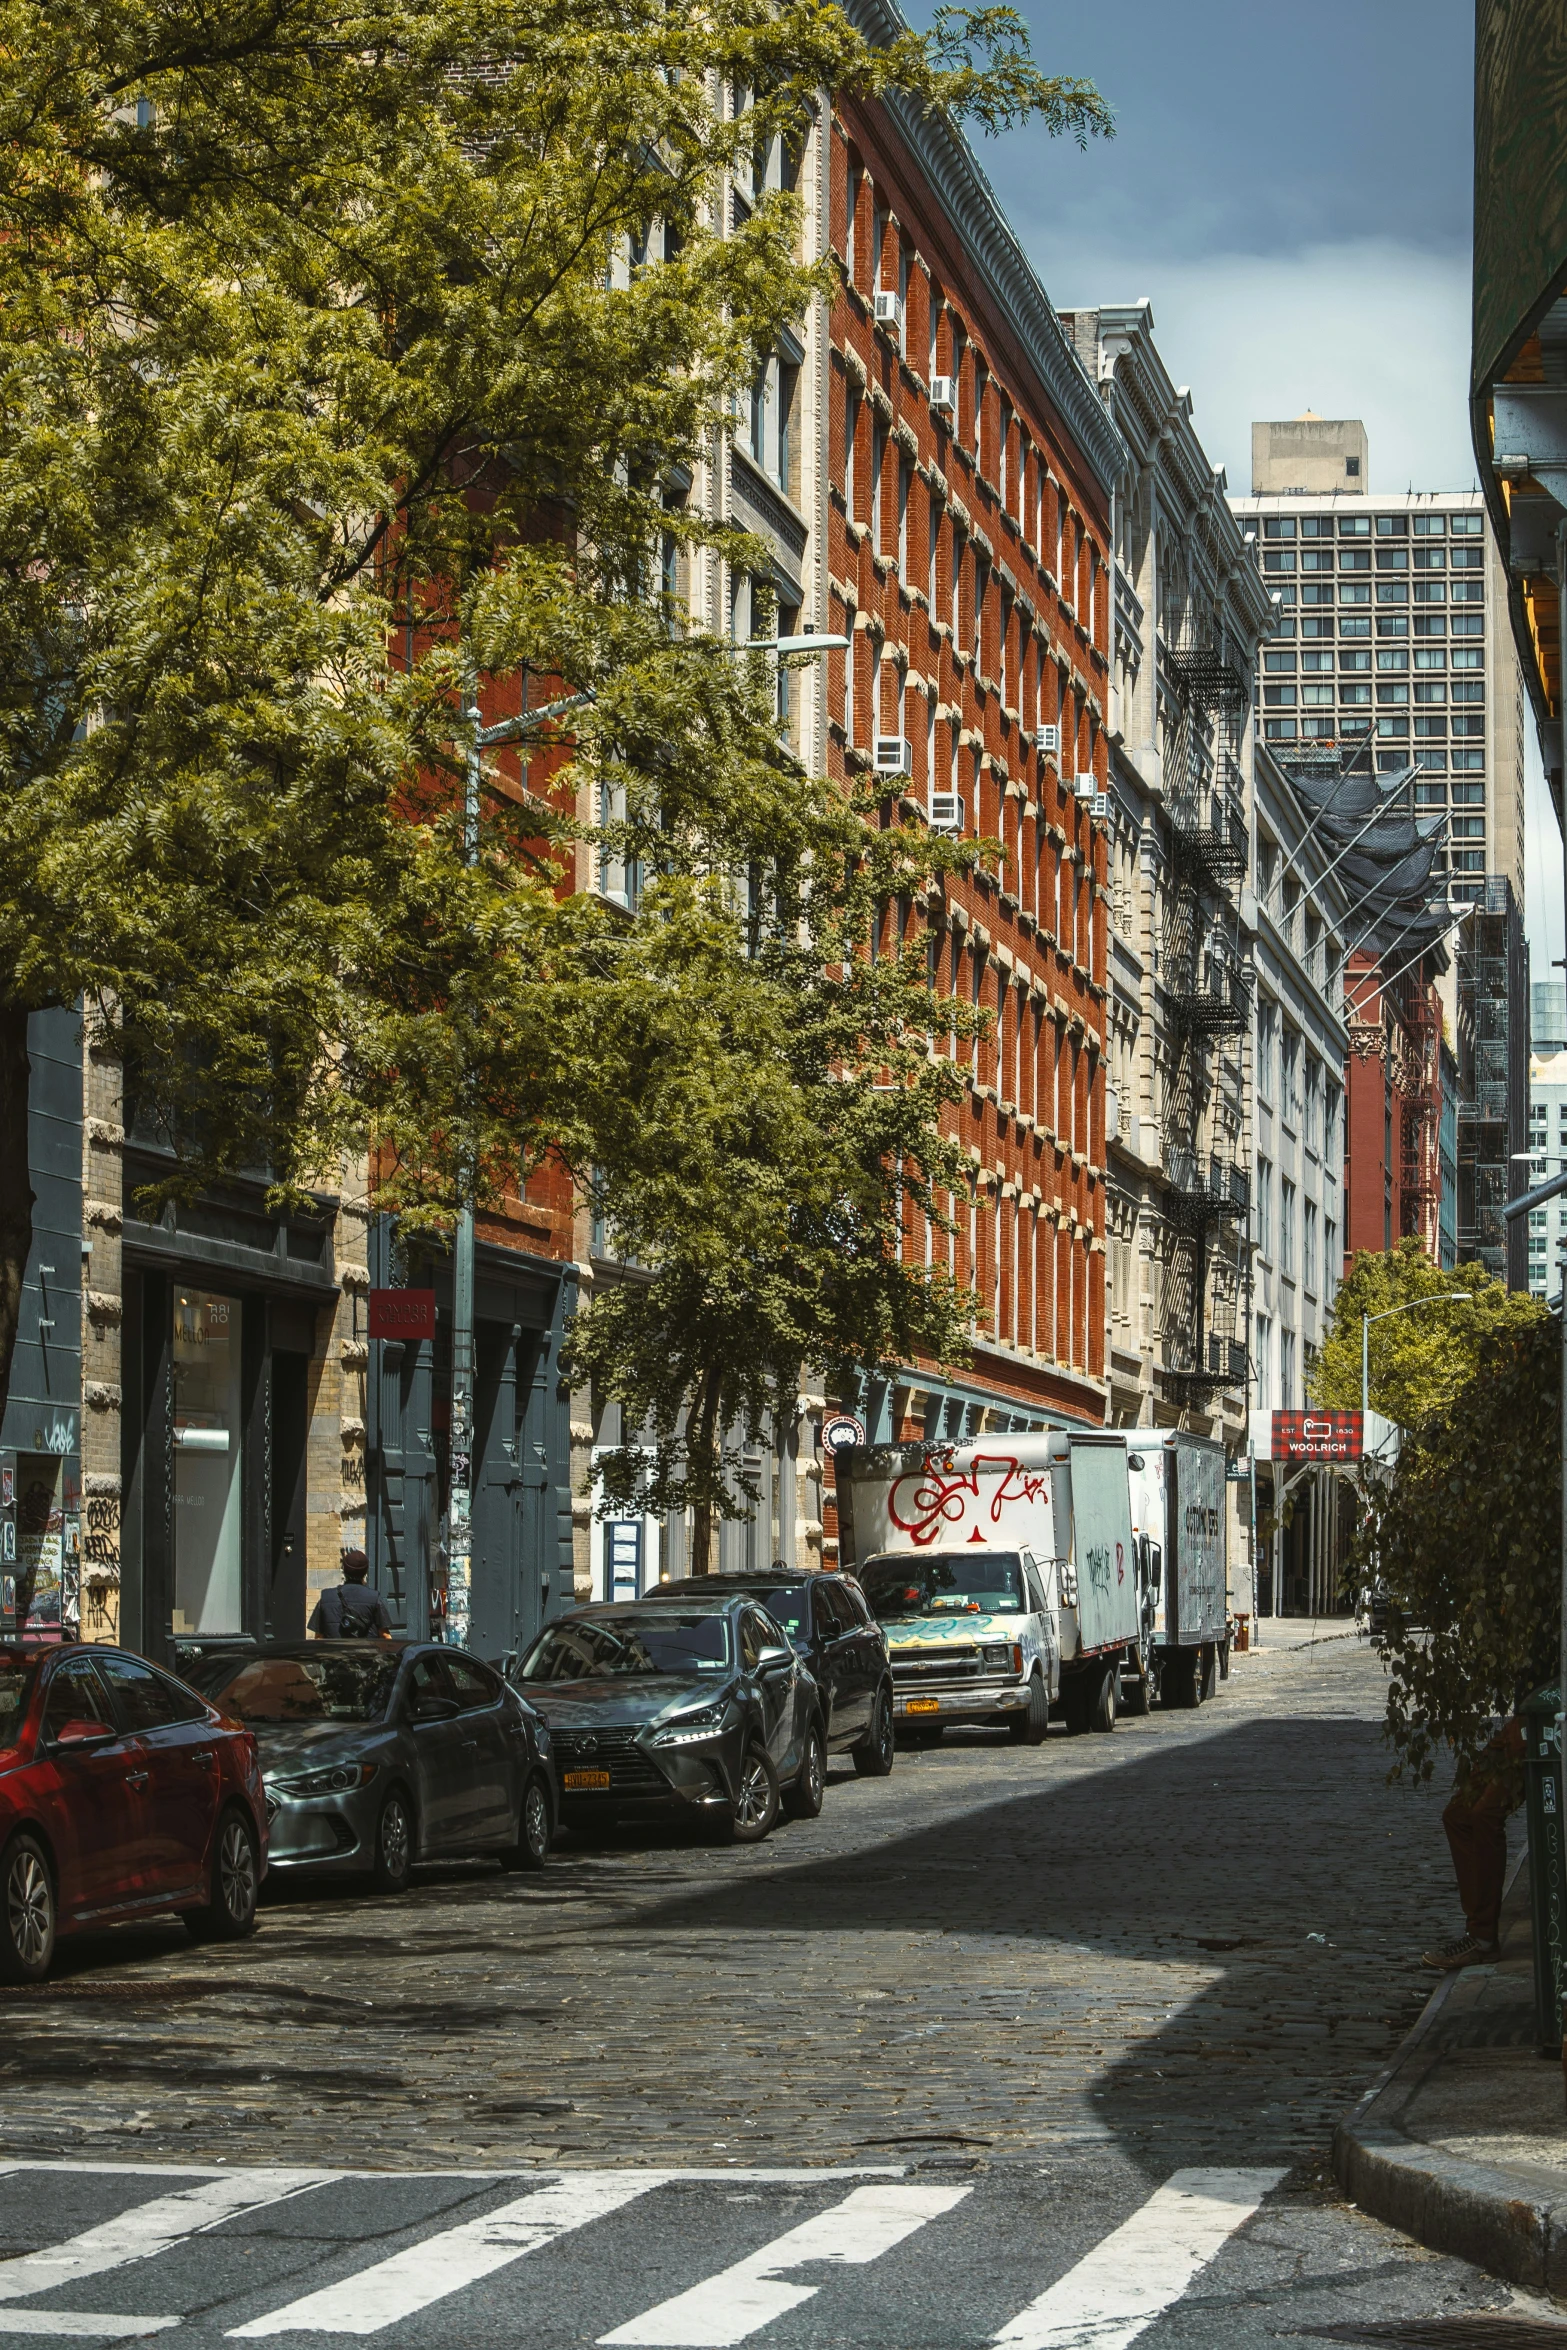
[
  {"x1": 182, "y1": 1643, "x2": 554, "y2": 1892},
  {"x1": 0, "y1": 1642, "x2": 268, "y2": 1983},
  {"x1": 652, "y1": 1573, "x2": 895, "y2": 1777},
  {"x1": 508, "y1": 1595, "x2": 827, "y2": 1843}
]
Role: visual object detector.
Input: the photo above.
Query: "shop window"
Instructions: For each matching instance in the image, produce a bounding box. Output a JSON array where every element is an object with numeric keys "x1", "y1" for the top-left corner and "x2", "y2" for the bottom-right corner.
[{"x1": 173, "y1": 1290, "x2": 244, "y2": 1635}]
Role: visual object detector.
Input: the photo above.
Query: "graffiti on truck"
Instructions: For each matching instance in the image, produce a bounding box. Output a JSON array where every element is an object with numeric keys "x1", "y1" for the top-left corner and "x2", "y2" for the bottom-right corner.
[
  {"x1": 1082, "y1": 1539, "x2": 1127, "y2": 1599},
  {"x1": 887, "y1": 1452, "x2": 1049, "y2": 1547}
]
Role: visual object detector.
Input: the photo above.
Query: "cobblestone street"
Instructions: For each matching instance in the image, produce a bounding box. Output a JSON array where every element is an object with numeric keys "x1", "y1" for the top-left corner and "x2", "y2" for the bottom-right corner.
[{"x1": 0, "y1": 1636, "x2": 1466, "y2": 2182}]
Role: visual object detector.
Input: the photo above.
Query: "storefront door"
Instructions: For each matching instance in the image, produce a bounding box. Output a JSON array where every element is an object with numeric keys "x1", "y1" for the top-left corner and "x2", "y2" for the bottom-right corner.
[{"x1": 171, "y1": 1289, "x2": 244, "y2": 1637}]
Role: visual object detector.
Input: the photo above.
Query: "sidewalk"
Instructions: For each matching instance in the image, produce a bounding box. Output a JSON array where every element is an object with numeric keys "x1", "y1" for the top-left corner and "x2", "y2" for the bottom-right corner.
[{"x1": 1334, "y1": 1856, "x2": 1567, "y2": 2295}]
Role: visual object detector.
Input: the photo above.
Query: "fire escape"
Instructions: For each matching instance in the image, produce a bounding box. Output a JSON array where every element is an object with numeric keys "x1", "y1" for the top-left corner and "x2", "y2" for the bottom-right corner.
[
  {"x1": 1395, "y1": 971, "x2": 1442, "y2": 1261},
  {"x1": 1160, "y1": 637, "x2": 1252, "y2": 1408}
]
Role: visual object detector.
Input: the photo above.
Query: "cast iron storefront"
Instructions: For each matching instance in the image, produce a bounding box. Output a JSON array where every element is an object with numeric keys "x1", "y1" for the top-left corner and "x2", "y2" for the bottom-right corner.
[
  {"x1": 119, "y1": 1169, "x2": 338, "y2": 1662},
  {"x1": 366, "y1": 1222, "x2": 576, "y2": 1662}
]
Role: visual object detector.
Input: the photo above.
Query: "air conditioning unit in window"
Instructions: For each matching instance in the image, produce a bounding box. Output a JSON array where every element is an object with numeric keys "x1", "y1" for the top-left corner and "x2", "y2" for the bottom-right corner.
[
  {"x1": 873, "y1": 290, "x2": 904, "y2": 345},
  {"x1": 930, "y1": 375, "x2": 955, "y2": 413},
  {"x1": 928, "y1": 792, "x2": 964, "y2": 835},
  {"x1": 1073, "y1": 776, "x2": 1097, "y2": 802},
  {"x1": 874, "y1": 735, "x2": 914, "y2": 776},
  {"x1": 1091, "y1": 793, "x2": 1109, "y2": 820},
  {"x1": 1035, "y1": 723, "x2": 1060, "y2": 755}
]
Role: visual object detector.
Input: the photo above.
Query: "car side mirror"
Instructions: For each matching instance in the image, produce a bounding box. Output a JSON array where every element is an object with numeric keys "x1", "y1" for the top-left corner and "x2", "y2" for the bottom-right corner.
[
  {"x1": 52, "y1": 1717, "x2": 116, "y2": 1750},
  {"x1": 412, "y1": 1695, "x2": 460, "y2": 1723},
  {"x1": 756, "y1": 1644, "x2": 792, "y2": 1674}
]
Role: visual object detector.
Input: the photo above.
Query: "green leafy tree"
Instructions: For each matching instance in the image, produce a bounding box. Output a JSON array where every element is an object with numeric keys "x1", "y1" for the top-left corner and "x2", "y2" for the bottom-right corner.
[
  {"x1": 1351, "y1": 1313, "x2": 1558, "y2": 1786},
  {"x1": 1309, "y1": 1237, "x2": 1536, "y2": 1425},
  {"x1": 0, "y1": 0, "x2": 1109, "y2": 1467}
]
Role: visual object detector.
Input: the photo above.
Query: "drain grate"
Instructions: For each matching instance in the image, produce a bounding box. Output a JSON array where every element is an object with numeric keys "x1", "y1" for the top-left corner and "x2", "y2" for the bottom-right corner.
[{"x1": 1303, "y1": 2321, "x2": 1567, "y2": 2347}]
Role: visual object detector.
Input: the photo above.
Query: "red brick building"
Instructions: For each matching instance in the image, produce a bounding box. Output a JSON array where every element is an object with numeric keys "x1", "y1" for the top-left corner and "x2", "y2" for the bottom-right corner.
[
  {"x1": 1343, "y1": 949, "x2": 1446, "y2": 1261},
  {"x1": 821, "y1": 53, "x2": 1126, "y2": 1468}
]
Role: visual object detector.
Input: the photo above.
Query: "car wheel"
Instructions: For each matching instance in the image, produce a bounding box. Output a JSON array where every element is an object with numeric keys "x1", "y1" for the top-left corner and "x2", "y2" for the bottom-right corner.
[
  {"x1": 1008, "y1": 1674, "x2": 1050, "y2": 1745},
  {"x1": 500, "y1": 1774, "x2": 552, "y2": 1871},
  {"x1": 0, "y1": 1833, "x2": 55, "y2": 1983},
  {"x1": 718, "y1": 1745, "x2": 779, "y2": 1844},
  {"x1": 853, "y1": 1688, "x2": 896, "y2": 1778},
  {"x1": 371, "y1": 1788, "x2": 415, "y2": 1894},
  {"x1": 183, "y1": 1808, "x2": 259, "y2": 1943},
  {"x1": 784, "y1": 1724, "x2": 826, "y2": 1821}
]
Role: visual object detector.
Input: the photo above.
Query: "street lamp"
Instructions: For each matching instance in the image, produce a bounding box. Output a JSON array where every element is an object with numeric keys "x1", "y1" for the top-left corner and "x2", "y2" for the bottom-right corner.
[{"x1": 1361, "y1": 1293, "x2": 1474, "y2": 1417}]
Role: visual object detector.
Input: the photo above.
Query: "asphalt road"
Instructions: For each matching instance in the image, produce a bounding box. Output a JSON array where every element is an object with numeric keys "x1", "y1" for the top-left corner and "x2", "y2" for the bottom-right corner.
[{"x1": 0, "y1": 1633, "x2": 1545, "y2": 2346}]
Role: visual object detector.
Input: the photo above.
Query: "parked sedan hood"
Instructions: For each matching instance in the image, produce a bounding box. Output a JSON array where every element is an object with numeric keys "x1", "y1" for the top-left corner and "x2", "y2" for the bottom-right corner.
[
  {"x1": 522, "y1": 1677, "x2": 726, "y2": 1732},
  {"x1": 249, "y1": 1721, "x2": 391, "y2": 1771}
]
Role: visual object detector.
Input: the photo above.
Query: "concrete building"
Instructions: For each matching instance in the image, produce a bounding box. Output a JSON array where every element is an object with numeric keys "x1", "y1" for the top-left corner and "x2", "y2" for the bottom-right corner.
[
  {"x1": 1252, "y1": 414, "x2": 1368, "y2": 499},
  {"x1": 1527, "y1": 978, "x2": 1567, "y2": 1300},
  {"x1": 1058, "y1": 303, "x2": 1269, "y2": 1456},
  {"x1": 1234, "y1": 437, "x2": 1530, "y2": 1291}
]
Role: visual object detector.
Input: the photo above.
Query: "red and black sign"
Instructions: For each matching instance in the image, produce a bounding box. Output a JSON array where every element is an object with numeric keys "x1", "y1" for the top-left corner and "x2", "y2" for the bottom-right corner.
[
  {"x1": 1272, "y1": 1410, "x2": 1362, "y2": 1463},
  {"x1": 367, "y1": 1289, "x2": 436, "y2": 1342}
]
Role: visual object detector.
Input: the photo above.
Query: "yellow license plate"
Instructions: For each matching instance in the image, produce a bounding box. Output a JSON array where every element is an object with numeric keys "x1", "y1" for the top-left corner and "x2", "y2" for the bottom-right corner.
[
  {"x1": 563, "y1": 1770, "x2": 611, "y2": 1790},
  {"x1": 904, "y1": 1698, "x2": 940, "y2": 1715}
]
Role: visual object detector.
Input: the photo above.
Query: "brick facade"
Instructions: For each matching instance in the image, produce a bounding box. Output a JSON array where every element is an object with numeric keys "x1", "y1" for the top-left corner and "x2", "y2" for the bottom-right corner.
[{"x1": 821, "y1": 82, "x2": 1119, "y2": 1469}]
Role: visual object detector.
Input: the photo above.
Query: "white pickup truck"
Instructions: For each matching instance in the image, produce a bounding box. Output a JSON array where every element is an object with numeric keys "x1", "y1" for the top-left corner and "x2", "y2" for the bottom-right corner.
[{"x1": 836, "y1": 1432, "x2": 1146, "y2": 1739}]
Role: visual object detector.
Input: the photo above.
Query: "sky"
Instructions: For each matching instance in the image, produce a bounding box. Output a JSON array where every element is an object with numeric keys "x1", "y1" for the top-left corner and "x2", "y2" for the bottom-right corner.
[{"x1": 961, "y1": 0, "x2": 1564, "y2": 973}]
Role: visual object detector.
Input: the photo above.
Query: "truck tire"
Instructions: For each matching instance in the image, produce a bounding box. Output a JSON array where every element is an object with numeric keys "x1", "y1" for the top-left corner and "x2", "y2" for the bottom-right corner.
[
  {"x1": 1007, "y1": 1674, "x2": 1050, "y2": 1745},
  {"x1": 1122, "y1": 1643, "x2": 1152, "y2": 1717},
  {"x1": 1164, "y1": 1647, "x2": 1200, "y2": 1710},
  {"x1": 1090, "y1": 1664, "x2": 1119, "y2": 1733},
  {"x1": 1200, "y1": 1643, "x2": 1220, "y2": 1702},
  {"x1": 1060, "y1": 1674, "x2": 1091, "y2": 1736}
]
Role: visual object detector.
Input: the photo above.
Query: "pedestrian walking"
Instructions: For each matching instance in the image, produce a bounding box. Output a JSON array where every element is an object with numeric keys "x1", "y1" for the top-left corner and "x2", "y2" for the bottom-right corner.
[
  {"x1": 1422, "y1": 1714, "x2": 1525, "y2": 1970},
  {"x1": 309, "y1": 1549, "x2": 393, "y2": 1639}
]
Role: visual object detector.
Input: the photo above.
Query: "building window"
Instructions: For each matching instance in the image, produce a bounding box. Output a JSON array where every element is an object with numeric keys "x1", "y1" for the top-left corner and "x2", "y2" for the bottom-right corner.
[
  {"x1": 1340, "y1": 514, "x2": 1371, "y2": 537},
  {"x1": 1340, "y1": 549, "x2": 1371, "y2": 572},
  {"x1": 1257, "y1": 998, "x2": 1277, "y2": 1100},
  {"x1": 1281, "y1": 1178, "x2": 1296, "y2": 1275},
  {"x1": 1263, "y1": 517, "x2": 1297, "y2": 539},
  {"x1": 1280, "y1": 1328, "x2": 1295, "y2": 1406},
  {"x1": 1304, "y1": 1200, "x2": 1318, "y2": 1293},
  {"x1": 1257, "y1": 1156, "x2": 1273, "y2": 1258},
  {"x1": 1413, "y1": 513, "x2": 1445, "y2": 536}
]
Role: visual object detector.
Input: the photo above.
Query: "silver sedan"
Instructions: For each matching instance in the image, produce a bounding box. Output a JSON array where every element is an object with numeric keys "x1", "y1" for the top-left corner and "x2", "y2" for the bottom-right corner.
[{"x1": 183, "y1": 1643, "x2": 555, "y2": 1892}]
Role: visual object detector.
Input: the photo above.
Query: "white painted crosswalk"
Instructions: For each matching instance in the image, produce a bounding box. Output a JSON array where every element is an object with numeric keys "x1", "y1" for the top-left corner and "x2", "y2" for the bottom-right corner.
[{"x1": 0, "y1": 2159, "x2": 1285, "y2": 2346}]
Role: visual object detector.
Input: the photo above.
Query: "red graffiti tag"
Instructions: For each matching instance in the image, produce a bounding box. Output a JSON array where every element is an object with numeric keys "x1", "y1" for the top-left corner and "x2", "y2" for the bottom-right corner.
[{"x1": 886, "y1": 1453, "x2": 1050, "y2": 1548}]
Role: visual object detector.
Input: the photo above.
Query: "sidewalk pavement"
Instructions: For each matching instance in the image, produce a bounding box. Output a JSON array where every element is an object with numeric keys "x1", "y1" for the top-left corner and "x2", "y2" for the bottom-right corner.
[{"x1": 1334, "y1": 1854, "x2": 1567, "y2": 2296}]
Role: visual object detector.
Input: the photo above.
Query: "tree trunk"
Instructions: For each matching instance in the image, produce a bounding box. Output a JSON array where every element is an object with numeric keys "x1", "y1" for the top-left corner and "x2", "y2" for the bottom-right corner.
[
  {"x1": 688, "y1": 1365, "x2": 723, "y2": 1577},
  {"x1": 0, "y1": 1004, "x2": 34, "y2": 1444}
]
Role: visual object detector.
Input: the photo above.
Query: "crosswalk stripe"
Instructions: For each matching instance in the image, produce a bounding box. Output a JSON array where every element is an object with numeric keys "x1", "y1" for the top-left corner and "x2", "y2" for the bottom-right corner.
[
  {"x1": 989, "y1": 2166, "x2": 1287, "y2": 2350},
  {"x1": 0, "y1": 2171, "x2": 333, "y2": 2312},
  {"x1": 0, "y1": 2313, "x2": 178, "y2": 2337},
  {"x1": 597, "y1": 2181, "x2": 974, "y2": 2348},
  {"x1": 226, "y1": 2171, "x2": 669, "y2": 2338}
]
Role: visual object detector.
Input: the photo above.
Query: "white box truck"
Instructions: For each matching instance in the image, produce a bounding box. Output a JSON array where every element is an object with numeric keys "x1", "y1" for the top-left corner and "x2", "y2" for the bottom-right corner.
[
  {"x1": 1111, "y1": 1431, "x2": 1228, "y2": 1709},
  {"x1": 836, "y1": 1432, "x2": 1147, "y2": 1738}
]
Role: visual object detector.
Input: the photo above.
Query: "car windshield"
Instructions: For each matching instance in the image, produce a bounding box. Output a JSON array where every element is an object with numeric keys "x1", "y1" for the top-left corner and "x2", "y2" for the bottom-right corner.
[
  {"x1": 206, "y1": 1651, "x2": 401, "y2": 1724},
  {"x1": 521, "y1": 1613, "x2": 731, "y2": 1681},
  {"x1": 0, "y1": 1654, "x2": 40, "y2": 1747},
  {"x1": 860, "y1": 1552, "x2": 1026, "y2": 1619}
]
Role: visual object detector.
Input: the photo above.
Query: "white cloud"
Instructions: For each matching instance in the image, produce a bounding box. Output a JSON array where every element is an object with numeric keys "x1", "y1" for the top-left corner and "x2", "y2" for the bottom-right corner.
[{"x1": 1036, "y1": 236, "x2": 1474, "y2": 498}]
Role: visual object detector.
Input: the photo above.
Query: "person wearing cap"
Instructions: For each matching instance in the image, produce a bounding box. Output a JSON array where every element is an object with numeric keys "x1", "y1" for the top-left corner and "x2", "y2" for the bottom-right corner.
[{"x1": 309, "y1": 1549, "x2": 393, "y2": 1639}]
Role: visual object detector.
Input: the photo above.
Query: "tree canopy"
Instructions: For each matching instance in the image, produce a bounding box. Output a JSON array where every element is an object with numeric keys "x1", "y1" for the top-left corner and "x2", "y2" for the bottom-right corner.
[
  {"x1": 1309, "y1": 1237, "x2": 1538, "y2": 1426},
  {"x1": 0, "y1": 0, "x2": 1110, "y2": 1532}
]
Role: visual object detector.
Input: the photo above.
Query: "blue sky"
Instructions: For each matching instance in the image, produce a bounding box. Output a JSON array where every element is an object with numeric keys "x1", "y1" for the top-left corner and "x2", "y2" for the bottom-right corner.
[
  {"x1": 964, "y1": 0, "x2": 1565, "y2": 963},
  {"x1": 969, "y1": 0, "x2": 1476, "y2": 495}
]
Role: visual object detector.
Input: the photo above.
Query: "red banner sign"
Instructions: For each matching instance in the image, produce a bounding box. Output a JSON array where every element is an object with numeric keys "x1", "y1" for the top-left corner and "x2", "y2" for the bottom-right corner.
[
  {"x1": 367, "y1": 1289, "x2": 436, "y2": 1342},
  {"x1": 1272, "y1": 1410, "x2": 1363, "y2": 1463}
]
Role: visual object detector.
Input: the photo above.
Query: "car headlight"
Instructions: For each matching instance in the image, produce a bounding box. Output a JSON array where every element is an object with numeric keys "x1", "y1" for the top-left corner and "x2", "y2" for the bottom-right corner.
[
  {"x1": 982, "y1": 1643, "x2": 1024, "y2": 1673},
  {"x1": 650, "y1": 1704, "x2": 733, "y2": 1747},
  {"x1": 269, "y1": 1762, "x2": 379, "y2": 1797}
]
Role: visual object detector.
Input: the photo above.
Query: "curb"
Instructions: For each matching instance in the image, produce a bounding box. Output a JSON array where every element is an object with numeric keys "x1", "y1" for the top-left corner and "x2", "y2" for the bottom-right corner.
[{"x1": 1332, "y1": 1860, "x2": 1567, "y2": 2296}]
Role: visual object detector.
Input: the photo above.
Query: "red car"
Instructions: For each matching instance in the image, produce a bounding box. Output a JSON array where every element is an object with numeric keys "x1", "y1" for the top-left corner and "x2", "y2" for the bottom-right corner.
[{"x1": 0, "y1": 1643, "x2": 268, "y2": 1981}]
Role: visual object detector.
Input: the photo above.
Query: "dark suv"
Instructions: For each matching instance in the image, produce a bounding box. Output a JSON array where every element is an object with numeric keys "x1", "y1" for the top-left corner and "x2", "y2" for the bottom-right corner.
[{"x1": 653, "y1": 1573, "x2": 894, "y2": 1778}]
